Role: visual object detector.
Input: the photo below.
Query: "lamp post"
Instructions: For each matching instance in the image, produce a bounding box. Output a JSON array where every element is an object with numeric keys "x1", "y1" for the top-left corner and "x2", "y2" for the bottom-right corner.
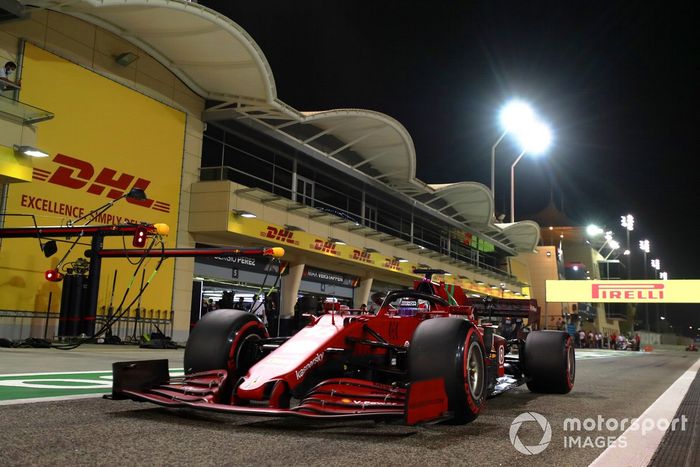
[
  {"x1": 651, "y1": 258, "x2": 661, "y2": 332},
  {"x1": 651, "y1": 258, "x2": 660, "y2": 274},
  {"x1": 491, "y1": 130, "x2": 507, "y2": 197},
  {"x1": 492, "y1": 100, "x2": 535, "y2": 200},
  {"x1": 604, "y1": 239, "x2": 620, "y2": 261},
  {"x1": 588, "y1": 225, "x2": 616, "y2": 324},
  {"x1": 621, "y1": 214, "x2": 634, "y2": 277},
  {"x1": 596, "y1": 230, "x2": 614, "y2": 255},
  {"x1": 510, "y1": 120, "x2": 552, "y2": 223},
  {"x1": 659, "y1": 272, "x2": 668, "y2": 335},
  {"x1": 639, "y1": 239, "x2": 650, "y2": 330}
]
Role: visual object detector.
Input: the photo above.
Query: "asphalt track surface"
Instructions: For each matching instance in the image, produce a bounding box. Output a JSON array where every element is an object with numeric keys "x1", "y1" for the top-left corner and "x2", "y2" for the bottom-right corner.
[{"x1": 0, "y1": 347, "x2": 697, "y2": 466}]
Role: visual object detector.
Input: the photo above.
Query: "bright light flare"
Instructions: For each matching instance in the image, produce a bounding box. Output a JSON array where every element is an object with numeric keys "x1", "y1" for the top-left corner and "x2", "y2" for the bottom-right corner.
[
  {"x1": 499, "y1": 100, "x2": 535, "y2": 134},
  {"x1": 586, "y1": 224, "x2": 604, "y2": 236},
  {"x1": 651, "y1": 258, "x2": 661, "y2": 270},
  {"x1": 516, "y1": 120, "x2": 553, "y2": 155},
  {"x1": 639, "y1": 239, "x2": 650, "y2": 253},
  {"x1": 621, "y1": 214, "x2": 635, "y2": 231}
]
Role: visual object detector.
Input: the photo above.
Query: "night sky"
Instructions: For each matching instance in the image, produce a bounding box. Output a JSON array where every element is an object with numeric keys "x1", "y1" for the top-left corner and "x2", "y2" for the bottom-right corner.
[{"x1": 199, "y1": 1, "x2": 699, "y2": 331}]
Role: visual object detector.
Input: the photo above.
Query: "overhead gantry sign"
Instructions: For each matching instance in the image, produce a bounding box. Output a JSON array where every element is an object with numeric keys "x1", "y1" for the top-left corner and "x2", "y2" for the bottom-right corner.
[{"x1": 546, "y1": 280, "x2": 700, "y2": 303}]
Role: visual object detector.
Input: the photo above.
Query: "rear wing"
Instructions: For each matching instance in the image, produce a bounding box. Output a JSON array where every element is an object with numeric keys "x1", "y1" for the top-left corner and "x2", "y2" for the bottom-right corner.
[{"x1": 464, "y1": 297, "x2": 539, "y2": 323}]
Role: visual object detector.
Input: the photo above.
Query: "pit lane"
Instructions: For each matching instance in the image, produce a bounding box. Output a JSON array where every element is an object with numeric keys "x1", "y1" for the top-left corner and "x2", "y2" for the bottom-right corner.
[{"x1": 0, "y1": 347, "x2": 697, "y2": 466}]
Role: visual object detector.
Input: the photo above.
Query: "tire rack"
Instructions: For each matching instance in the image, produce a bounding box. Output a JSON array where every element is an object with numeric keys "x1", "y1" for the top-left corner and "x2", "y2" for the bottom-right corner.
[{"x1": 95, "y1": 307, "x2": 174, "y2": 343}]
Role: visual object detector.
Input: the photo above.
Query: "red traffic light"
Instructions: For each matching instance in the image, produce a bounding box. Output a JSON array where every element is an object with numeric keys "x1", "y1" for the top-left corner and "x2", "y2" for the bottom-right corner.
[
  {"x1": 132, "y1": 226, "x2": 148, "y2": 248},
  {"x1": 45, "y1": 269, "x2": 64, "y2": 282}
]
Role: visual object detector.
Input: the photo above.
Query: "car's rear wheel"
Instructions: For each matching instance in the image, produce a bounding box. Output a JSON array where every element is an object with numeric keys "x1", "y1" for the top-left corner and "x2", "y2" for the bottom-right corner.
[
  {"x1": 409, "y1": 318, "x2": 485, "y2": 424},
  {"x1": 184, "y1": 309, "x2": 268, "y2": 401},
  {"x1": 524, "y1": 330, "x2": 575, "y2": 393}
]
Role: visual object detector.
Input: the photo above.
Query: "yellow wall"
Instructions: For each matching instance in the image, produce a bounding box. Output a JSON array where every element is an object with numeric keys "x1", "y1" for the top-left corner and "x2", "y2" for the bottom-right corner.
[
  {"x1": 517, "y1": 246, "x2": 564, "y2": 328},
  {"x1": 0, "y1": 43, "x2": 185, "y2": 315},
  {"x1": 0, "y1": 144, "x2": 32, "y2": 183}
]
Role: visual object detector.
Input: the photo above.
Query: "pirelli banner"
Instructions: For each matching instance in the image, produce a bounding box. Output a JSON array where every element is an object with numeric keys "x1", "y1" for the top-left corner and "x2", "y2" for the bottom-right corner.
[
  {"x1": 546, "y1": 280, "x2": 700, "y2": 303},
  {"x1": 0, "y1": 43, "x2": 185, "y2": 314}
]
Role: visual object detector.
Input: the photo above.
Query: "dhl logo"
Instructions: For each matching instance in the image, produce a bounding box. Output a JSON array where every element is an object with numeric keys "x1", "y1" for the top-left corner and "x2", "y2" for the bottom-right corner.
[
  {"x1": 312, "y1": 239, "x2": 339, "y2": 255},
  {"x1": 263, "y1": 226, "x2": 298, "y2": 245},
  {"x1": 384, "y1": 258, "x2": 401, "y2": 271},
  {"x1": 591, "y1": 283, "x2": 664, "y2": 300},
  {"x1": 351, "y1": 249, "x2": 374, "y2": 264},
  {"x1": 32, "y1": 154, "x2": 170, "y2": 213}
]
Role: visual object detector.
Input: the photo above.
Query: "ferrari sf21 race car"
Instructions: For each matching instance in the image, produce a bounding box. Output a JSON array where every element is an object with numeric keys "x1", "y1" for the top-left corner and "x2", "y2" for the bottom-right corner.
[{"x1": 111, "y1": 269, "x2": 575, "y2": 425}]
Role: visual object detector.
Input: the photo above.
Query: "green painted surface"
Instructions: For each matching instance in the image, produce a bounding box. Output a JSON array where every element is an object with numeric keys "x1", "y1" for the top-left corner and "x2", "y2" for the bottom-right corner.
[
  {"x1": 0, "y1": 369, "x2": 182, "y2": 401},
  {"x1": 0, "y1": 371, "x2": 113, "y2": 400}
]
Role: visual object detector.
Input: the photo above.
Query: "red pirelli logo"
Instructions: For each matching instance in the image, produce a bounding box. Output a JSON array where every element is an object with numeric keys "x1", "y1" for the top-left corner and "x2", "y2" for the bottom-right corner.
[
  {"x1": 32, "y1": 153, "x2": 171, "y2": 213},
  {"x1": 592, "y1": 283, "x2": 664, "y2": 300}
]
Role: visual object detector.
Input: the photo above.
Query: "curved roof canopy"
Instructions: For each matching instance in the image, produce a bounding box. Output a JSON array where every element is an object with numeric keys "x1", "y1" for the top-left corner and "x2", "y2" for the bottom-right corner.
[
  {"x1": 416, "y1": 183, "x2": 494, "y2": 227},
  {"x1": 27, "y1": 0, "x2": 276, "y2": 103},
  {"x1": 24, "y1": 0, "x2": 540, "y2": 252}
]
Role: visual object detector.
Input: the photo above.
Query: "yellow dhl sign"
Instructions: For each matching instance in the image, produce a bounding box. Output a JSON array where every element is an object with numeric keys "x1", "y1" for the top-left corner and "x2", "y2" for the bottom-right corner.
[
  {"x1": 546, "y1": 280, "x2": 700, "y2": 303},
  {"x1": 227, "y1": 216, "x2": 527, "y2": 299},
  {"x1": 228, "y1": 216, "x2": 418, "y2": 276}
]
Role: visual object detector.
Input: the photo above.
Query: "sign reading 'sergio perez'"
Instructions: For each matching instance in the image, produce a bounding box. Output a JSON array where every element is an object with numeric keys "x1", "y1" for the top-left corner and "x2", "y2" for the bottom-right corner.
[
  {"x1": 195, "y1": 246, "x2": 283, "y2": 274},
  {"x1": 545, "y1": 280, "x2": 700, "y2": 303}
]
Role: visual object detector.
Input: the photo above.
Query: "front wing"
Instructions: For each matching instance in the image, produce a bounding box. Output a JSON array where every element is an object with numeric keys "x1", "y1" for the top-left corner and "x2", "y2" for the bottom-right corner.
[{"x1": 109, "y1": 359, "x2": 448, "y2": 425}]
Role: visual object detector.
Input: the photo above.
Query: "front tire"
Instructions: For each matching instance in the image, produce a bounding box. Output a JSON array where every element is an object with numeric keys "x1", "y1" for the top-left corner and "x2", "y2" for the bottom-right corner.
[
  {"x1": 409, "y1": 318, "x2": 485, "y2": 424},
  {"x1": 184, "y1": 309, "x2": 268, "y2": 376},
  {"x1": 524, "y1": 330, "x2": 575, "y2": 394}
]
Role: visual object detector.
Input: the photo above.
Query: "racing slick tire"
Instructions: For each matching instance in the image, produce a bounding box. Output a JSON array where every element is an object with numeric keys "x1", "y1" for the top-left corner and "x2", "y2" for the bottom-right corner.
[
  {"x1": 409, "y1": 318, "x2": 485, "y2": 424},
  {"x1": 524, "y1": 330, "x2": 575, "y2": 394},
  {"x1": 184, "y1": 309, "x2": 268, "y2": 377}
]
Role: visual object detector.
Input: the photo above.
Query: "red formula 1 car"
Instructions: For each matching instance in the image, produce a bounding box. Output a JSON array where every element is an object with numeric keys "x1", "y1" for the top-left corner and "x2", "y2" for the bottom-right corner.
[{"x1": 111, "y1": 270, "x2": 574, "y2": 425}]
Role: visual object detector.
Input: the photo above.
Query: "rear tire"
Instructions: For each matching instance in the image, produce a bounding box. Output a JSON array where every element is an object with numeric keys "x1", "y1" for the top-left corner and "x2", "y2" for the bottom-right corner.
[
  {"x1": 409, "y1": 318, "x2": 485, "y2": 424},
  {"x1": 524, "y1": 330, "x2": 575, "y2": 394},
  {"x1": 184, "y1": 309, "x2": 268, "y2": 376}
]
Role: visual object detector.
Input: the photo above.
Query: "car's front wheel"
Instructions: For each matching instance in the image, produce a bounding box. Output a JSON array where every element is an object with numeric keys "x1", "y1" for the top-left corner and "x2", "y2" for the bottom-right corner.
[
  {"x1": 184, "y1": 309, "x2": 268, "y2": 402},
  {"x1": 409, "y1": 318, "x2": 485, "y2": 424}
]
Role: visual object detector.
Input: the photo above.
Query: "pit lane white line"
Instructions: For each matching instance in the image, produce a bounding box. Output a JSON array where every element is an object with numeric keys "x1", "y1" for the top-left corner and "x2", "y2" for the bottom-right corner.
[
  {"x1": 589, "y1": 356, "x2": 700, "y2": 467},
  {"x1": 0, "y1": 369, "x2": 184, "y2": 377},
  {"x1": 0, "y1": 393, "x2": 106, "y2": 406},
  {"x1": 576, "y1": 350, "x2": 644, "y2": 360}
]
